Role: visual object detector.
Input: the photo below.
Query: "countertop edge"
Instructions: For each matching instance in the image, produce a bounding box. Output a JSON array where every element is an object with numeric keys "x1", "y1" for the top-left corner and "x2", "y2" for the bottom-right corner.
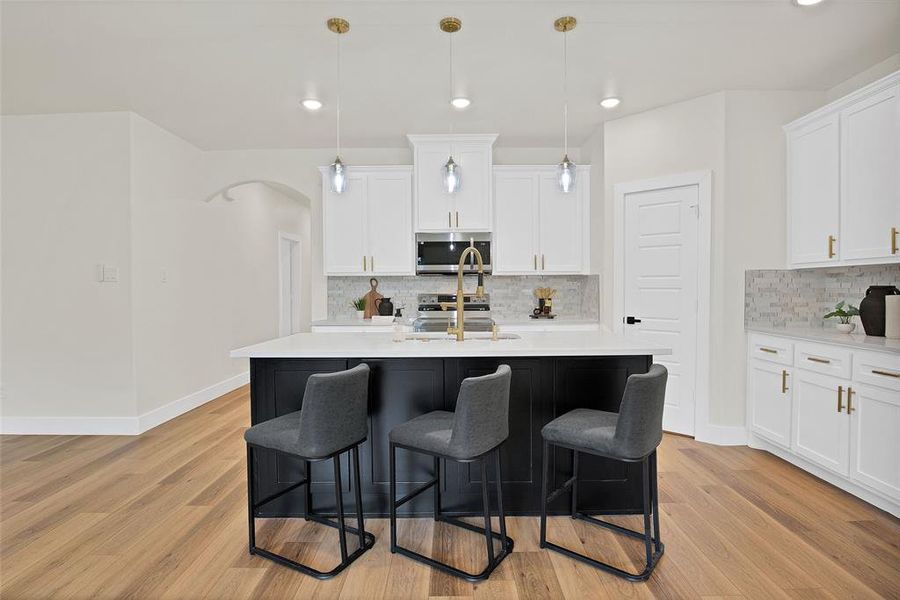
[{"x1": 746, "y1": 326, "x2": 900, "y2": 355}]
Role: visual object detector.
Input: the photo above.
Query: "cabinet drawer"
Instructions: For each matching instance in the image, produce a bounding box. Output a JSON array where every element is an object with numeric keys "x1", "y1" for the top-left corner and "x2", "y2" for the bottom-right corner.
[
  {"x1": 795, "y1": 342, "x2": 852, "y2": 379},
  {"x1": 853, "y1": 350, "x2": 900, "y2": 392},
  {"x1": 749, "y1": 334, "x2": 794, "y2": 366}
]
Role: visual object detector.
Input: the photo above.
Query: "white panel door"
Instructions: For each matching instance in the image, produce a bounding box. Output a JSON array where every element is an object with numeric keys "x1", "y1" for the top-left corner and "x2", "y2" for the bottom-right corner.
[
  {"x1": 494, "y1": 171, "x2": 539, "y2": 274},
  {"x1": 453, "y1": 142, "x2": 492, "y2": 231},
  {"x1": 787, "y1": 115, "x2": 840, "y2": 265},
  {"x1": 367, "y1": 169, "x2": 413, "y2": 275},
  {"x1": 792, "y1": 371, "x2": 850, "y2": 476},
  {"x1": 538, "y1": 173, "x2": 584, "y2": 273},
  {"x1": 623, "y1": 183, "x2": 699, "y2": 435},
  {"x1": 415, "y1": 143, "x2": 455, "y2": 231},
  {"x1": 748, "y1": 361, "x2": 792, "y2": 449},
  {"x1": 840, "y1": 85, "x2": 900, "y2": 261},
  {"x1": 323, "y1": 173, "x2": 367, "y2": 274},
  {"x1": 849, "y1": 383, "x2": 900, "y2": 500}
]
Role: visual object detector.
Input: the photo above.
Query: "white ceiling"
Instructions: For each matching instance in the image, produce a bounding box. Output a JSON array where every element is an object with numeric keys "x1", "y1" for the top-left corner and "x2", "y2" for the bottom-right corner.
[{"x1": 3, "y1": 1, "x2": 899, "y2": 150}]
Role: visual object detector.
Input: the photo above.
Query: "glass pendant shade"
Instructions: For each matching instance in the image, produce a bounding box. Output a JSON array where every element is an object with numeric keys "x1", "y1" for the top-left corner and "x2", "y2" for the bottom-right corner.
[
  {"x1": 557, "y1": 155, "x2": 576, "y2": 193},
  {"x1": 443, "y1": 156, "x2": 461, "y2": 194},
  {"x1": 330, "y1": 156, "x2": 348, "y2": 194}
]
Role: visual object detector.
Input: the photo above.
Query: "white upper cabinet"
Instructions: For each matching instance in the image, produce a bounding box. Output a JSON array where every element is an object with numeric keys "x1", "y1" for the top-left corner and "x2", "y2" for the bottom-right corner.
[
  {"x1": 321, "y1": 166, "x2": 414, "y2": 276},
  {"x1": 785, "y1": 70, "x2": 900, "y2": 268},
  {"x1": 408, "y1": 134, "x2": 496, "y2": 232},
  {"x1": 493, "y1": 166, "x2": 590, "y2": 275},
  {"x1": 840, "y1": 84, "x2": 900, "y2": 262},
  {"x1": 787, "y1": 115, "x2": 840, "y2": 266}
]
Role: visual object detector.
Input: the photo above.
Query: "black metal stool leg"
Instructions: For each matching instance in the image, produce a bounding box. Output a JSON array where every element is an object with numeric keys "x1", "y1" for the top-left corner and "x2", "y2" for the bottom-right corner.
[
  {"x1": 333, "y1": 452, "x2": 349, "y2": 562},
  {"x1": 352, "y1": 446, "x2": 366, "y2": 550},
  {"x1": 389, "y1": 443, "x2": 397, "y2": 553},
  {"x1": 304, "y1": 460, "x2": 312, "y2": 521},
  {"x1": 247, "y1": 445, "x2": 256, "y2": 553},
  {"x1": 433, "y1": 456, "x2": 441, "y2": 520},
  {"x1": 651, "y1": 451, "x2": 661, "y2": 549},
  {"x1": 480, "y1": 458, "x2": 495, "y2": 563},
  {"x1": 571, "y1": 449, "x2": 579, "y2": 518},
  {"x1": 493, "y1": 449, "x2": 509, "y2": 551},
  {"x1": 539, "y1": 440, "x2": 550, "y2": 549},
  {"x1": 641, "y1": 457, "x2": 653, "y2": 567}
]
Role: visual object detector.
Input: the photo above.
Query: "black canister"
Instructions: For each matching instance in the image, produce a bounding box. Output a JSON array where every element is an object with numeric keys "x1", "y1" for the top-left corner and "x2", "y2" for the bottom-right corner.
[{"x1": 859, "y1": 285, "x2": 900, "y2": 336}]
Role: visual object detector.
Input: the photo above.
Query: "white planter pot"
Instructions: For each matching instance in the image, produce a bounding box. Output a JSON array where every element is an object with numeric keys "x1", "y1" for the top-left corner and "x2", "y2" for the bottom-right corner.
[
  {"x1": 836, "y1": 322, "x2": 856, "y2": 333},
  {"x1": 356, "y1": 310, "x2": 365, "y2": 320}
]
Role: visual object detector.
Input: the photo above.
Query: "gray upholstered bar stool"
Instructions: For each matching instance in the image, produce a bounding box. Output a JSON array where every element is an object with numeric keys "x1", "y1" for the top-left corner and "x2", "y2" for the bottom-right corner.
[
  {"x1": 389, "y1": 365, "x2": 514, "y2": 582},
  {"x1": 244, "y1": 363, "x2": 375, "y2": 579},
  {"x1": 539, "y1": 364, "x2": 668, "y2": 581}
]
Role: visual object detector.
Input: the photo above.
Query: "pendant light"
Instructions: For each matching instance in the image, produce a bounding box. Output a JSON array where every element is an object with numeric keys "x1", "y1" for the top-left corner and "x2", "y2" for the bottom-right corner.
[
  {"x1": 327, "y1": 17, "x2": 350, "y2": 194},
  {"x1": 555, "y1": 16, "x2": 577, "y2": 193},
  {"x1": 440, "y1": 17, "x2": 462, "y2": 194}
]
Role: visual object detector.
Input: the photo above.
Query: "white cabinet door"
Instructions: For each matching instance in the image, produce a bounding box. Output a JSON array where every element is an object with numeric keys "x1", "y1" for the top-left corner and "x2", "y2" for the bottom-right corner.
[
  {"x1": 849, "y1": 383, "x2": 900, "y2": 500},
  {"x1": 453, "y1": 142, "x2": 492, "y2": 231},
  {"x1": 414, "y1": 142, "x2": 456, "y2": 231},
  {"x1": 538, "y1": 172, "x2": 586, "y2": 273},
  {"x1": 840, "y1": 84, "x2": 900, "y2": 262},
  {"x1": 749, "y1": 360, "x2": 792, "y2": 449},
  {"x1": 367, "y1": 169, "x2": 413, "y2": 275},
  {"x1": 787, "y1": 115, "x2": 840, "y2": 266},
  {"x1": 792, "y1": 370, "x2": 851, "y2": 476},
  {"x1": 323, "y1": 173, "x2": 367, "y2": 274},
  {"x1": 493, "y1": 171, "x2": 539, "y2": 274}
]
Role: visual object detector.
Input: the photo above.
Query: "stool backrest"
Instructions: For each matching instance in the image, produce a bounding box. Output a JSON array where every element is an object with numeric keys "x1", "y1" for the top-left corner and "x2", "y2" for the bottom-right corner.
[
  {"x1": 613, "y1": 364, "x2": 668, "y2": 460},
  {"x1": 448, "y1": 365, "x2": 512, "y2": 458},
  {"x1": 298, "y1": 363, "x2": 370, "y2": 457}
]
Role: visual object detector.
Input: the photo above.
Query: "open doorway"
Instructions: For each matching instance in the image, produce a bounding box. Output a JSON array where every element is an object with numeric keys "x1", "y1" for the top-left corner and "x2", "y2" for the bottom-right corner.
[{"x1": 278, "y1": 231, "x2": 303, "y2": 337}]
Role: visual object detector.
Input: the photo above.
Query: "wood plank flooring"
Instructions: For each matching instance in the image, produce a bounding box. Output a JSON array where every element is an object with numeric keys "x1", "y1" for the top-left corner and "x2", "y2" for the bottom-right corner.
[{"x1": 2, "y1": 385, "x2": 899, "y2": 599}]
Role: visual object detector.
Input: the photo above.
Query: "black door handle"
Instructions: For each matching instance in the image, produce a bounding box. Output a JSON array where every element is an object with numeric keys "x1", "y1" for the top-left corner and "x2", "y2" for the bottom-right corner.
[{"x1": 625, "y1": 316, "x2": 642, "y2": 325}]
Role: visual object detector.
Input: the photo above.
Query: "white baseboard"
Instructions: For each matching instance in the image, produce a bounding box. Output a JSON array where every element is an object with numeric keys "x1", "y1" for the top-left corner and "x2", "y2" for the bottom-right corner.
[
  {"x1": 0, "y1": 371, "x2": 248, "y2": 436},
  {"x1": 137, "y1": 371, "x2": 248, "y2": 433},
  {"x1": 695, "y1": 423, "x2": 748, "y2": 446}
]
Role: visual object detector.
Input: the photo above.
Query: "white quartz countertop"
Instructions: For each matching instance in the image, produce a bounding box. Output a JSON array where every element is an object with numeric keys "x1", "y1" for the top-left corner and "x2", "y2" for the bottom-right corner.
[
  {"x1": 231, "y1": 330, "x2": 670, "y2": 359},
  {"x1": 310, "y1": 317, "x2": 600, "y2": 333},
  {"x1": 747, "y1": 326, "x2": 900, "y2": 355}
]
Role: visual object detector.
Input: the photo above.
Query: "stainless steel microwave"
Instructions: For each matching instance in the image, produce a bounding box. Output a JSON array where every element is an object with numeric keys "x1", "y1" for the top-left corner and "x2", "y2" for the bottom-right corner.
[{"x1": 415, "y1": 232, "x2": 492, "y2": 275}]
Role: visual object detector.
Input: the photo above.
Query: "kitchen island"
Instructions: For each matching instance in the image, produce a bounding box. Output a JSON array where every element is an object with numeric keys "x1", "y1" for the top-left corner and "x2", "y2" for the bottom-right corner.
[{"x1": 231, "y1": 330, "x2": 671, "y2": 517}]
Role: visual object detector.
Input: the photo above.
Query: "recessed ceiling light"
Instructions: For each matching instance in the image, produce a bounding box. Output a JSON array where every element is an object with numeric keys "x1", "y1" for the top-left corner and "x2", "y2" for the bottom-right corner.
[
  {"x1": 794, "y1": 0, "x2": 823, "y2": 5},
  {"x1": 600, "y1": 97, "x2": 621, "y2": 109},
  {"x1": 301, "y1": 99, "x2": 323, "y2": 110},
  {"x1": 450, "y1": 97, "x2": 471, "y2": 109}
]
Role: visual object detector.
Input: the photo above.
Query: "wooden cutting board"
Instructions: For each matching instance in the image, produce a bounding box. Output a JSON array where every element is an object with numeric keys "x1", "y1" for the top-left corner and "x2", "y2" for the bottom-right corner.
[{"x1": 363, "y1": 278, "x2": 383, "y2": 320}]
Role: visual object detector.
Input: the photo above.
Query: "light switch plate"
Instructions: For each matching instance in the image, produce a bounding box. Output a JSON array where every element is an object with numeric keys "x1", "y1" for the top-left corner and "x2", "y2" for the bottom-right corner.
[{"x1": 97, "y1": 264, "x2": 119, "y2": 283}]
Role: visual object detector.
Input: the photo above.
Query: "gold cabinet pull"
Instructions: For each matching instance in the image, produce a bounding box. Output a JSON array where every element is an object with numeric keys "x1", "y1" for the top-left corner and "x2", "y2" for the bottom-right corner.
[
  {"x1": 837, "y1": 385, "x2": 844, "y2": 413},
  {"x1": 872, "y1": 369, "x2": 900, "y2": 379},
  {"x1": 534, "y1": 254, "x2": 537, "y2": 270},
  {"x1": 363, "y1": 255, "x2": 367, "y2": 271},
  {"x1": 455, "y1": 211, "x2": 459, "y2": 227},
  {"x1": 828, "y1": 235, "x2": 836, "y2": 259},
  {"x1": 892, "y1": 227, "x2": 898, "y2": 255},
  {"x1": 759, "y1": 347, "x2": 778, "y2": 354},
  {"x1": 542, "y1": 254, "x2": 546, "y2": 270},
  {"x1": 370, "y1": 256, "x2": 374, "y2": 271},
  {"x1": 781, "y1": 370, "x2": 789, "y2": 394},
  {"x1": 448, "y1": 212, "x2": 452, "y2": 228},
  {"x1": 847, "y1": 387, "x2": 855, "y2": 414},
  {"x1": 807, "y1": 356, "x2": 831, "y2": 364}
]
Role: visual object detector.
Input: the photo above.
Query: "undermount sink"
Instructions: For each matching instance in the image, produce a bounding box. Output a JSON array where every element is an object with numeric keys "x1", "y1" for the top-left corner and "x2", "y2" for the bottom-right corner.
[{"x1": 403, "y1": 332, "x2": 521, "y2": 342}]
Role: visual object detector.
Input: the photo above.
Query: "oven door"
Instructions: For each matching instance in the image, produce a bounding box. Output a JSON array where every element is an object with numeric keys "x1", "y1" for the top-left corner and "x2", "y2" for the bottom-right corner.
[{"x1": 416, "y1": 233, "x2": 492, "y2": 274}]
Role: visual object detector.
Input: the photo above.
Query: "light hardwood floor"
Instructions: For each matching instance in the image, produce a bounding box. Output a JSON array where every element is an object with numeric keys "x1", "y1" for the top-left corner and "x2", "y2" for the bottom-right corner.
[{"x1": 2, "y1": 385, "x2": 899, "y2": 599}]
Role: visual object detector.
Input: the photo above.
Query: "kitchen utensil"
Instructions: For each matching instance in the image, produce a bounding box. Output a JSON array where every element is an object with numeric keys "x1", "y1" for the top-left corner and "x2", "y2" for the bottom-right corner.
[{"x1": 363, "y1": 278, "x2": 384, "y2": 320}]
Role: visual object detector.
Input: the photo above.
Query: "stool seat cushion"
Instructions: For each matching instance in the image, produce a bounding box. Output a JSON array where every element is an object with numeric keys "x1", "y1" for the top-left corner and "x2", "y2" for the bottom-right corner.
[
  {"x1": 244, "y1": 411, "x2": 316, "y2": 457},
  {"x1": 541, "y1": 408, "x2": 620, "y2": 458},
  {"x1": 389, "y1": 411, "x2": 456, "y2": 457}
]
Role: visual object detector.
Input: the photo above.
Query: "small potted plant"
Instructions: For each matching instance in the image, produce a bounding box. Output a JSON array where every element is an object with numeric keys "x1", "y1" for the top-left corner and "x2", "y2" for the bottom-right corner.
[
  {"x1": 351, "y1": 297, "x2": 366, "y2": 320},
  {"x1": 823, "y1": 301, "x2": 859, "y2": 333}
]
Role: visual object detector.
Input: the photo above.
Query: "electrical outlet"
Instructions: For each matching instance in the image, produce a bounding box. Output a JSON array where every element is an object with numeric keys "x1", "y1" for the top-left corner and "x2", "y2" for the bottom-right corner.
[{"x1": 97, "y1": 264, "x2": 119, "y2": 283}]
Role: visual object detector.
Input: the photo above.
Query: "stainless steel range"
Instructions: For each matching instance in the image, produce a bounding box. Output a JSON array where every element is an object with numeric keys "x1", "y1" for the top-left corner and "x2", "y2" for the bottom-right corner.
[{"x1": 412, "y1": 293, "x2": 494, "y2": 333}]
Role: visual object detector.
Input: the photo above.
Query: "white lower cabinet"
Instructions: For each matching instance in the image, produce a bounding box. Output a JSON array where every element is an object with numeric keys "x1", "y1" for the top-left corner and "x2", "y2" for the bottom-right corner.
[
  {"x1": 849, "y1": 383, "x2": 900, "y2": 499},
  {"x1": 791, "y1": 370, "x2": 850, "y2": 476},
  {"x1": 748, "y1": 360, "x2": 792, "y2": 449},
  {"x1": 747, "y1": 332, "x2": 900, "y2": 516}
]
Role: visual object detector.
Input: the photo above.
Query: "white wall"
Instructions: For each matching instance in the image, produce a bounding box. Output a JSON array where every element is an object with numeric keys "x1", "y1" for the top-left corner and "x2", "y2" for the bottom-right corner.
[
  {"x1": 1, "y1": 113, "x2": 137, "y2": 422},
  {"x1": 601, "y1": 90, "x2": 823, "y2": 430},
  {"x1": 1, "y1": 112, "x2": 312, "y2": 432}
]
